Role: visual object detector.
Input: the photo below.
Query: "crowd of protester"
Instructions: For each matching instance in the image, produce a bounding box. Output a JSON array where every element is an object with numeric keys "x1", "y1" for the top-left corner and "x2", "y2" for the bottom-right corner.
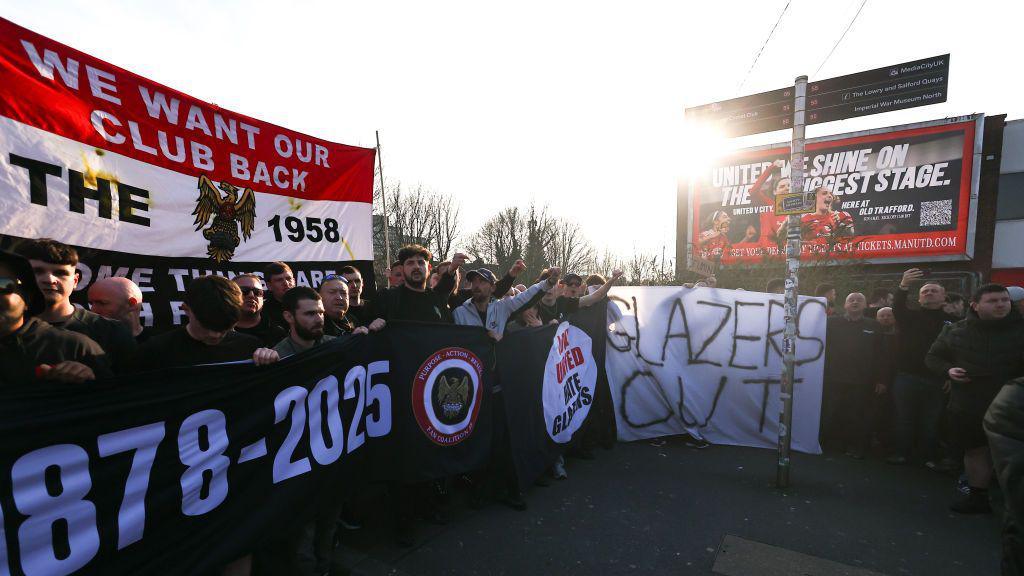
[
  {"x1": 3, "y1": 238, "x2": 1023, "y2": 573},
  {"x1": 0, "y1": 238, "x2": 624, "y2": 575},
  {"x1": 805, "y1": 268, "x2": 1023, "y2": 574}
]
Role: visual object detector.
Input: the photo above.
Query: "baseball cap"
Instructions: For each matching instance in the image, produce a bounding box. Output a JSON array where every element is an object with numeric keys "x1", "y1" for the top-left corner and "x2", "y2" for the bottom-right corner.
[
  {"x1": 466, "y1": 268, "x2": 497, "y2": 284},
  {"x1": 0, "y1": 249, "x2": 44, "y2": 317},
  {"x1": 1007, "y1": 285, "x2": 1024, "y2": 302}
]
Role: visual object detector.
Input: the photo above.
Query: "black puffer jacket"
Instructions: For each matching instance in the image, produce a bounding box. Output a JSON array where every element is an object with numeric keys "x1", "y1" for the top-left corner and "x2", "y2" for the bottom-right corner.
[{"x1": 926, "y1": 309, "x2": 1024, "y2": 413}]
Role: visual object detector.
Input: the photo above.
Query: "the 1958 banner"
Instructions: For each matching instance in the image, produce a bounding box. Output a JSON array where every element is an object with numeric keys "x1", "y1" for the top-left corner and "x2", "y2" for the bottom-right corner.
[
  {"x1": 0, "y1": 17, "x2": 377, "y2": 327},
  {"x1": 689, "y1": 116, "x2": 983, "y2": 264}
]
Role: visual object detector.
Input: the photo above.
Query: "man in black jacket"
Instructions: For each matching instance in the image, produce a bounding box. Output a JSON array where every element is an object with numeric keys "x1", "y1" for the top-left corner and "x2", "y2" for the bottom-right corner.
[
  {"x1": 985, "y1": 379, "x2": 1024, "y2": 574},
  {"x1": 927, "y1": 284, "x2": 1024, "y2": 513},
  {"x1": 889, "y1": 268, "x2": 959, "y2": 465},
  {"x1": 367, "y1": 245, "x2": 466, "y2": 327},
  {"x1": 823, "y1": 292, "x2": 880, "y2": 457},
  {"x1": 19, "y1": 239, "x2": 136, "y2": 371},
  {"x1": 0, "y1": 250, "x2": 109, "y2": 385}
]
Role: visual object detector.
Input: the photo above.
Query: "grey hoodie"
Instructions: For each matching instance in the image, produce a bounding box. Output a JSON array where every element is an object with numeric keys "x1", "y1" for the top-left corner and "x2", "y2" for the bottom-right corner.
[{"x1": 452, "y1": 280, "x2": 552, "y2": 338}]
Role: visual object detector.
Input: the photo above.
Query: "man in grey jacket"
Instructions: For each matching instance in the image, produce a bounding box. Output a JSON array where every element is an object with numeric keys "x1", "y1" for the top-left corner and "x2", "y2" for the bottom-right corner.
[{"x1": 453, "y1": 266, "x2": 561, "y2": 339}]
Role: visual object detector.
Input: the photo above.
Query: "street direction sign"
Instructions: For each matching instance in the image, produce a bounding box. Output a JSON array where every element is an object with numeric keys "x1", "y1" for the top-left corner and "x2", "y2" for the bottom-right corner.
[
  {"x1": 807, "y1": 54, "x2": 949, "y2": 125},
  {"x1": 685, "y1": 86, "x2": 794, "y2": 137}
]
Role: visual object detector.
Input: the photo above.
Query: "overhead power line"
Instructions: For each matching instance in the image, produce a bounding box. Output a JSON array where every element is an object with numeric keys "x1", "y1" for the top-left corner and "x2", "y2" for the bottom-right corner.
[
  {"x1": 813, "y1": 0, "x2": 868, "y2": 78},
  {"x1": 737, "y1": 0, "x2": 792, "y2": 93}
]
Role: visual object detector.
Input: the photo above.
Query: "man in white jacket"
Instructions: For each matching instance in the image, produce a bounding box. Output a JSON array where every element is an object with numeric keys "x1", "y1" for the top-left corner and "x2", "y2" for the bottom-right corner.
[
  {"x1": 453, "y1": 266, "x2": 561, "y2": 339},
  {"x1": 454, "y1": 265, "x2": 559, "y2": 511}
]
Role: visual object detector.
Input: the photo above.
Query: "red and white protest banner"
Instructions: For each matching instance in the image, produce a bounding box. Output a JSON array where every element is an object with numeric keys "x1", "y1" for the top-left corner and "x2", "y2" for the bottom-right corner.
[{"x1": 0, "y1": 17, "x2": 376, "y2": 326}]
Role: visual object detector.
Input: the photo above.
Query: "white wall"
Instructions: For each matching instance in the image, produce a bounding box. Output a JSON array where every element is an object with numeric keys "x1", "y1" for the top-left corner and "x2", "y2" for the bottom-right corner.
[{"x1": 994, "y1": 119, "x2": 1024, "y2": 268}]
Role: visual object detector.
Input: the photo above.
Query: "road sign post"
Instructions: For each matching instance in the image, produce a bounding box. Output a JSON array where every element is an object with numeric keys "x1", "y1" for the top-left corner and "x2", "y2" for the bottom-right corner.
[{"x1": 777, "y1": 75, "x2": 807, "y2": 490}]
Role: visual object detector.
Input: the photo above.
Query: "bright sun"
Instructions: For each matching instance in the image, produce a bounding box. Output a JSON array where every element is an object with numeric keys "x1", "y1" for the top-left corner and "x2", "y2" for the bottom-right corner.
[{"x1": 679, "y1": 121, "x2": 731, "y2": 183}]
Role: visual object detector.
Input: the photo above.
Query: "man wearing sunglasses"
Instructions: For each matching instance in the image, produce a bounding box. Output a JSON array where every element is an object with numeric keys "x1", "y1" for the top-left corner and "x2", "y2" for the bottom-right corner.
[
  {"x1": 0, "y1": 250, "x2": 109, "y2": 386},
  {"x1": 318, "y1": 274, "x2": 369, "y2": 337},
  {"x1": 232, "y1": 274, "x2": 287, "y2": 347}
]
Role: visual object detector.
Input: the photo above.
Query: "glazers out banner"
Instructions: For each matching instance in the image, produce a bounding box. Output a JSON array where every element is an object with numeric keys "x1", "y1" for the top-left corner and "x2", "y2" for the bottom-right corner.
[
  {"x1": 0, "y1": 17, "x2": 376, "y2": 327},
  {"x1": 690, "y1": 119, "x2": 979, "y2": 264},
  {"x1": 605, "y1": 287, "x2": 825, "y2": 453}
]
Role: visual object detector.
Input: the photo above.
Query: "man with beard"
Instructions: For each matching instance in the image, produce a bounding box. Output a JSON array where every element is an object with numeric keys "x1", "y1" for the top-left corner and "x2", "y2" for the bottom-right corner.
[
  {"x1": 268, "y1": 286, "x2": 341, "y2": 576},
  {"x1": 927, "y1": 284, "x2": 1024, "y2": 513},
  {"x1": 262, "y1": 261, "x2": 295, "y2": 330},
  {"x1": 318, "y1": 275, "x2": 369, "y2": 337},
  {"x1": 231, "y1": 274, "x2": 286, "y2": 347},
  {"x1": 453, "y1": 266, "x2": 562, "y2": 510},
  {"x1": 367, "y1": 244, "x2": 466, "y2": 547},
  {"x1": 0, "y1": 250, "x2": 109, "y2": 386},
  {"x1": 273, "y1": 287, "x2": 335, "y2": 357},
  {"x1": 454, "y1": 267, "x2": 560, "y2": 339},
  {"x1": 87, "y1": 277, "x2": 150, "y2": 343},
  {"x1": 368, "y1": 245, "x2": 465, "y2": 326},
  {"x1": 19, "y1": 239, "x2": 136, "y2": 371},
  {"x1": 340, "y1": 265, "x2": 372, "y2": 325},
  {"x1": 125, "y1": 275, "x2": 279, "y2": 372}
]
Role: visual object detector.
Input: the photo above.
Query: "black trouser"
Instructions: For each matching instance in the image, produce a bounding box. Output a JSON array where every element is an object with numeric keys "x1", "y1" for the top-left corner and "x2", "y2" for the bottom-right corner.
[
  {"x1": 480, "y1": 390, "x2": 519, "y2": 497},
  {"x1": 822, "y1": 378, "x2": 872, "y2": 452},
  {"x1": 892, "y1": 372, "x2": 945, "y2": 460}
]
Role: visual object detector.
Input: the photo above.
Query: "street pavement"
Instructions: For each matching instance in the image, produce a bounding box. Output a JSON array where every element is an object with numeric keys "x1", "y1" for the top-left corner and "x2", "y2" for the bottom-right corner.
[{"x1": 337, "y1": 437, "x2": 1002, "y2": 575}]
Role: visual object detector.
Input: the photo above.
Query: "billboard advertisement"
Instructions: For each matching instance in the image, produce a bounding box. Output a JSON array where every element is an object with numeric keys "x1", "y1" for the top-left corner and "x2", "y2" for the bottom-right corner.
[{"x1": 688, "y1": 116, "x2": 982, "y2": 265}]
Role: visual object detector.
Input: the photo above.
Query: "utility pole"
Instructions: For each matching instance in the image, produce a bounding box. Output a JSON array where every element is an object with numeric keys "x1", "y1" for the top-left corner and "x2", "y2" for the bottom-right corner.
[
  {"x1": 375, "y1": 130, "x2": 392, "y2": 268},
  {"x1": 777, "y1": 75, "x2": 807, "y2": 489}
]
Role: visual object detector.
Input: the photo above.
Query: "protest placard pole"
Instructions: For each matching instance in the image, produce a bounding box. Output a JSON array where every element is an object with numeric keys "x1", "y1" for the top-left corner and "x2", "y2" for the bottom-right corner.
[
  {"x1": 777, "y1": 75, "x2": 807, "y2": 490},
  {"x1": 375, "y1": 130, "x2": 392, "y2": 267}
]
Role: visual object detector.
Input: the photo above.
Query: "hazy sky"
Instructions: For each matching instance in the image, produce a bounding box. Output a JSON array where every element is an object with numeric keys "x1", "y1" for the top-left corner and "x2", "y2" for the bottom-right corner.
[{"x1": 2, "y1": 0, "x2": 1021, "y2": 262}]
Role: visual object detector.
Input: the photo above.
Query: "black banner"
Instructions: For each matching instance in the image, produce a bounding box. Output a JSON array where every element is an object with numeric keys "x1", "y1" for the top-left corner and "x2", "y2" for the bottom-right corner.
[
  {"x1": 499, "y1": 303, "x2": 611, "y2": 489},
  {"x1": 387, "y1": 323, "x2": 495, "y2": 483},
  {"x1": 0, "y1": 316, "x2": 609, "y2": 574},
  {"x1": 0, "y1": 234, "x2": 376, "y2": 330}
]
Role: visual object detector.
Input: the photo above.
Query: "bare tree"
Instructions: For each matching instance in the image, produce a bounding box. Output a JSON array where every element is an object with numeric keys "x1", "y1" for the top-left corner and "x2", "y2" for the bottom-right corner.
[
  {"x1": 428, "y1": 192, "x2": 461, "y2": 262},
  {"x1": 592, "y1": 249, "x2": 625, "y2": 279},
  {"x1": 624, "y1": 252, "x2": 659, "y2": 285},
  {"x1": 466, "y1": 206, "x2": 525, "y2": 271},
  {"x1": 547, "y1": 218, "x2": 595, "y2": 275},
  {"x1": 373, "y1": 179, "x2": 463, "y2": 267}
]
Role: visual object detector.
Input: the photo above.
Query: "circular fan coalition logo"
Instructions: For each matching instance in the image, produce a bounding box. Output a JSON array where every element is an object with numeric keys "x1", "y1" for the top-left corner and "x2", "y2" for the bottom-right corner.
[
  {"x1": 412, "y1": 347, "x2": 484, "y2": 446},
  {"x1": 543, "y1": 323, "x2": 596, "y2": 444}
]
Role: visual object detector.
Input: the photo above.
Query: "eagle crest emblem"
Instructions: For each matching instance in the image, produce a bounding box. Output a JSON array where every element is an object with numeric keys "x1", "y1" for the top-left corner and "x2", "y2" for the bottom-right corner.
[
  {"x1": 438, "y1": 374, "x2": 469, "y2": 420},
  {"x1": 191, "y1": 175, "x2": 257, "y2": 263}
]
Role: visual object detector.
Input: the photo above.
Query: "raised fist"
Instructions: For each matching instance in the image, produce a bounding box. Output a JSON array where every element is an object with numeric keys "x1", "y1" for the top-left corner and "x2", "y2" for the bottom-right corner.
[
  {"x1": 509, "y1": 259, "x2": 526, "y2": 277},
  {"x1": 611, "y1": 269, "x2": 624, "y2": 280},
  {"x1": 547, "y1": 266, "x2": 562, "y2": 282},
  {"x1": 451, "y1": 252, "x2": 469, "y2": 271}
]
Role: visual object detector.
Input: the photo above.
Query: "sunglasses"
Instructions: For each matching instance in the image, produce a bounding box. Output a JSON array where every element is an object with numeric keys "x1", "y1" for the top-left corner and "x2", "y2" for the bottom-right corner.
[
  {"x1": 0, "y1": 277, "x2": 23, "y2": 293},
  {"x1": 239, "y1": 286, "x2": 264, "y2": 297}
]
